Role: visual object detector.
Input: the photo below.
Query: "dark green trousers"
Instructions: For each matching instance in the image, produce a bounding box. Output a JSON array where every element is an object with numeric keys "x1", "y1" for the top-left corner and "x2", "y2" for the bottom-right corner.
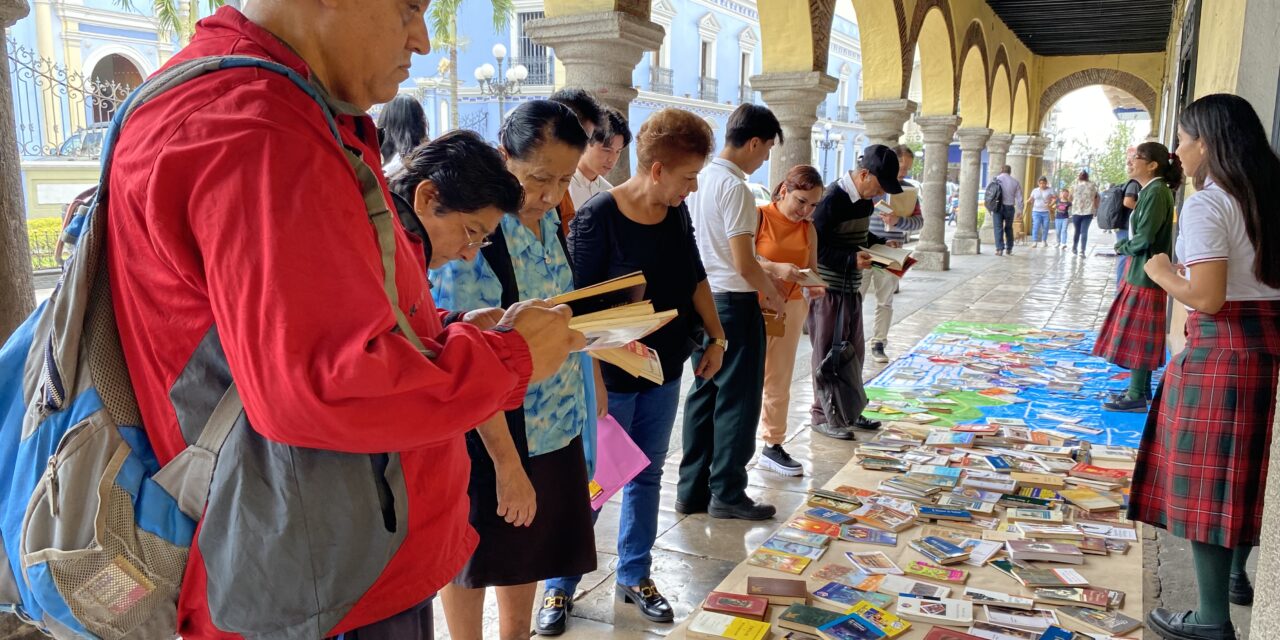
[{"x1": 677, "y1": 292, "x2": 766, "y2": 505}]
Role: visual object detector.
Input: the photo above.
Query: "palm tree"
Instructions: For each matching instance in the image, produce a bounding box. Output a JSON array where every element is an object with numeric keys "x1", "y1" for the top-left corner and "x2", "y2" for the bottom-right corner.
[
  {"x1": 429, "y1": 0, "x2": 514, "y2": 131},
  {"x1": 113, "y1": 0, "x2": 228, "y2": 44}
]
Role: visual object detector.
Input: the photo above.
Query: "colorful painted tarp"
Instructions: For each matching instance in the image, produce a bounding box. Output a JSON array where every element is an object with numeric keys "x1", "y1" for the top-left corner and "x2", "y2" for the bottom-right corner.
[{"x1": 864, "y1": 321, "x2": 1153, "y2": 447}]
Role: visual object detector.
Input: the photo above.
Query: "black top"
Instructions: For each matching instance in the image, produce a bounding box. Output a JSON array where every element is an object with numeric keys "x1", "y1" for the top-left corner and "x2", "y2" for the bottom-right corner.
[
  {"x1": 568, "y1": 192, "x2": 707, "y2": 392},
  {"x1": 1118, "y1": 179, "x2": 1141, "y2": 230},
  {"x1": 812, "y1": 182, "x2": 884, "y2": 293}
]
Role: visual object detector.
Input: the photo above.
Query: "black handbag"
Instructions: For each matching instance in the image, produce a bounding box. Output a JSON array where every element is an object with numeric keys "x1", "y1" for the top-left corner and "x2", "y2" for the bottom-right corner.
[{"x1": 815, "y1": 256, "x2": 867, "y2": 429}]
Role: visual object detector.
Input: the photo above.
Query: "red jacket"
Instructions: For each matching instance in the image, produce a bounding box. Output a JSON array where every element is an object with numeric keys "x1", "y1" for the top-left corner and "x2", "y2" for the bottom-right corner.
[{"x1": 105, "y1": 8, "x2": 531, "y2": 638}]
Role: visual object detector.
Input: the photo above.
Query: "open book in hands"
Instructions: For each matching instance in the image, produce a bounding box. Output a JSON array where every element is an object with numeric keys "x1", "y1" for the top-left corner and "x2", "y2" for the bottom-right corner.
[
  {"x1": 546, "y1": 272, "x2": 674, "y2": 382},
  {"x1": 862, "y1": 244, "x2": 917, "y2": 278}
]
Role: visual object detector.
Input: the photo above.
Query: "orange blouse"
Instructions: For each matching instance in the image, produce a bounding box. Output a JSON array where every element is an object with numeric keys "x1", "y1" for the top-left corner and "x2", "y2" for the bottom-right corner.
[{"x1": 756, "y1": 202, "x2": 813, "y2": 300}]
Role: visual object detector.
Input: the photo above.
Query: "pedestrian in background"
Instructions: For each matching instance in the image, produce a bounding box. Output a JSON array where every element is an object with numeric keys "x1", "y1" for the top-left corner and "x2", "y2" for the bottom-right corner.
[
  {"x1": 993, "y1": 164, "x2": 1022, "y2": 256},
  {"x1": 863, "y1": 145, "x2": 923, "y2": 364},
  {"x1": 1070, "y1": 170, "x2": 1100, "y2": 255},
  {"x1": 1053, "y1": 186, "x2": 1072, "y2": 249},
  {"x1": 378, "y1": 92, "x2": 428, "y2": 177},
  {"x1": 1132, "y1": 93, "x2": 1280, "y2": 640},
  {"x1": 1027, "y1": 176, "x2": 1054, "y2": 248}
]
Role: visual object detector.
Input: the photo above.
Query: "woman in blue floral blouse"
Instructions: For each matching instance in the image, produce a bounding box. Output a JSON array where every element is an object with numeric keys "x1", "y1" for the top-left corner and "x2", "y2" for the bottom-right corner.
[{"x1": 431, "y1": 100, "x2": 605, "y2": 640}]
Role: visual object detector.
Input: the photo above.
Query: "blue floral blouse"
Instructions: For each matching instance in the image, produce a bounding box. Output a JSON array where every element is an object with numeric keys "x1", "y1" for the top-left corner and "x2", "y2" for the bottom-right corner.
[{"x1": 430, "y1": 210, "x2": 594, "y2": 458}]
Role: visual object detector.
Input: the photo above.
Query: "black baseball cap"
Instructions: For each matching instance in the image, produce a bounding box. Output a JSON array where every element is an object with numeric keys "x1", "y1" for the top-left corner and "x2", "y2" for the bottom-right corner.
[{"x1": 860, "y1": 144, "x2": 903, "y2": 194}]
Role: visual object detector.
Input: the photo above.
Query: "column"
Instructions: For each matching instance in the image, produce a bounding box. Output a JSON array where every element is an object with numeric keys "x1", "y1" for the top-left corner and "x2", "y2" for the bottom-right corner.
[
  {"x1": 854, "y1": 99, "x2": 917, "y2": 148},
  {"x1": 980, "y1": 133, "x2": 1012, "y2": 244},
  {"x1": 526, "y1": 11, "x2": 665, "y2": 184},
  {"x1": 1007, "y1": 135, "x2": 1033, "y2": 237},
  {"x1": 1026, "y1": 135, "x2": 1050, "y2": 185},
  {"x1": 912, "y1": 115, "x2": 960, "y2": 271},
  {"x1": 752, "y1": 71, "x2": 837, "y2": 188},
  {"x1": 953, "y1": 127, "x2": 992, "y2": 255},
  {"x1": 0, "y1": 0, "x2": 33, "y2": 342}
]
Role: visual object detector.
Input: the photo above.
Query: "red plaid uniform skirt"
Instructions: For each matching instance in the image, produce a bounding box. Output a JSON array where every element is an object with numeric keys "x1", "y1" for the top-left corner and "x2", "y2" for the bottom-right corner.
[
  {"x1": 1093, "y1": 281, "x2": 1168, "y2": 370},
  {"x1": 1128, "y1": 300, "x2": 1280, "y2": 547}
]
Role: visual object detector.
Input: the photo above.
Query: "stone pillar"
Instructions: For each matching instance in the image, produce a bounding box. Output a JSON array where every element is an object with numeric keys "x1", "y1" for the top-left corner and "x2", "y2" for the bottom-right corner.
[
  {"x1": 752, "y1": 71, "x2": 838, "y2": 189},
  {"x1": 1254, "y1": 389, "x2": 1280, "y2": 638},
  {"x1": 0, "y1": 0, "x2": 33, "y2": 342},
  {"x1": 980, "y1": 133, "x2": 1013, "y2": 244},
  {"x1": 912, "y1": 115, "x2": 960, "y2": 271},
  {"x1": 953, "y1": 127, "x2": 992, "y2": 255},
  {"x1": 526, "y1": 11, "x2": 664, "y2": 184},
  {"x1": 854, "y1": 99, "x2": 918, "y2": 148},
  {"x1": 1007, "y1": 135, "x2": 1034, "y2": 236}
]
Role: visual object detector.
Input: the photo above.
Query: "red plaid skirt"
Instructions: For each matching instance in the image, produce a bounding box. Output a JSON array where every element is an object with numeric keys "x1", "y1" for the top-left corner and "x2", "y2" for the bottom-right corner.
[
  {"x1": 1128, "y1": 300, "x2": 1280, "y2": 546},
  {"x1": 1093, "y1": 281, "x2": 1168, "y2": 370}
]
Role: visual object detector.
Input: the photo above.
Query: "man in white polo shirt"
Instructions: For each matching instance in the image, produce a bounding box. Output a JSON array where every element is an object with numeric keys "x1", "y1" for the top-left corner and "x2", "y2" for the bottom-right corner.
[{"x1": 676, "y1": 104, "x2": 792, "y2": 521}]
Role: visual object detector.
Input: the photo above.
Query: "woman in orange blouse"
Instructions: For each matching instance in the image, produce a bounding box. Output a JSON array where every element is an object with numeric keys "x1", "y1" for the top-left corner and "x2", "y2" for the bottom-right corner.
[{"x1": 756, "y1": 165, "x2": 826, "y2": 476}]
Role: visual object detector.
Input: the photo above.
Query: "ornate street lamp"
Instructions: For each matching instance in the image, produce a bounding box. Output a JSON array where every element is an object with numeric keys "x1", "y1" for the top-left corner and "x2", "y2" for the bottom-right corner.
[
  {"x1": 815, "y1": 122, "x2": 840, "y2": 182},
  {"x1": 474, "y1": 43, "x2": 528, "y2": 119}
]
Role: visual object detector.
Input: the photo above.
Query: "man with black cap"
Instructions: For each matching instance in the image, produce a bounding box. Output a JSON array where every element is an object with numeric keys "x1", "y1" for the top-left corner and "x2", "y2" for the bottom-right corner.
[{"x1": 808, "y1": 144, "x2": 903, "y2": 440}]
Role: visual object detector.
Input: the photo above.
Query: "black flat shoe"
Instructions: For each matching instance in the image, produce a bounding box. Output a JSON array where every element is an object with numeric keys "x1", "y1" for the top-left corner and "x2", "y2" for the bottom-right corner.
[
  {"x1": 674, "y1": 498, "x2": 708, "y2": 515},
  {"x1": 1104, "y1": 396, "x2": 1149, "y2": 413},
  {"x1": 1230, "y1": 571, "x2": 1253, "y2": 606},
  {"x1": 1146, "y1": 608, "x2": 1238, "y2": 640},
  {"x1": 534, "y1": 588, "x2": 572, "y2": 636},
  {"x1": 708, "y1": 496, "x2": 776, "y2": 521},
  {"x1": 812, "y1": 422, "x2": 854, "y2": 440},
  {"x1": 853, "y1": 415, "x2": 882, "y2": 430},
  {"x1": 616, "y1": 578, "x2": 674, "y2": 623}
]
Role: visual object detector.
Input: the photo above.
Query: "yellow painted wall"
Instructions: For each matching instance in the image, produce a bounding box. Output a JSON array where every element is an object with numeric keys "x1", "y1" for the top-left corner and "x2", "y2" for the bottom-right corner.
[
  {"x1": 958, "y1": 46, "x2": 988, "y2": 126},
  {"x1": 916, "y1": 8, "x2": 954, "y2": 115},
  {"x1": 1011, "y1": 78, "x2": 1029, "y2": 133},
  {"x1": 1193, "y1": 0, "x2": 1246, "y2": 96},
  {"x1": 543, "y1": 0, "x2": 644, "y2": 19},
  {"x1": 21, "y1": 163, "x2": 101, "y2": 219},
  {"x1": 758, "y1": 0, "x2": 823, "y2": 74},
  {"x1": 990, "y1": 61, "x2": 1012, "y2": 132},
  {"x1": 846, "y1": 0, "x2": 902, "y2": 97}
]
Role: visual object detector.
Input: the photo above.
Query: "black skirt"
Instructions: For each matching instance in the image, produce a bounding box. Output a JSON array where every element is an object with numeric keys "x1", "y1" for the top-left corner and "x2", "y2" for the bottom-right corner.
[{"x1": 452, "y1": 408, "x2": 597, "y2": 588}]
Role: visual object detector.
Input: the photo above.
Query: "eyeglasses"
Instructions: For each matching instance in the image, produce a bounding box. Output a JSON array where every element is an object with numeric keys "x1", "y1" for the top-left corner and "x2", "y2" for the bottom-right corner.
[{"x1": 463, "y1": 223, "x2": 493, "y2": 250}]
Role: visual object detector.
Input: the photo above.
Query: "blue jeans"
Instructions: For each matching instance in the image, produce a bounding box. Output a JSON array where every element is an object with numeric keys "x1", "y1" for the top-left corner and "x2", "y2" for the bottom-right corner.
[
  {"x1": 1055, "y1": 217, "x2": 1069, "y2": 245},
  {"x1": 992, "y1": 204, "x2": 1016, "y2": 252},
  {"x1": 1071, "y1": 214, "x2": 1092, "y2": 253},
  {"x1": 1114, "y1": 228, "x2": 1129, "y2": 285},
  {"x1": 545, "y1": 378, "x2": 683, "y2": 593},
  {"x1": 1031, "y1": 211, "x2": 1049, "y2": 243}
]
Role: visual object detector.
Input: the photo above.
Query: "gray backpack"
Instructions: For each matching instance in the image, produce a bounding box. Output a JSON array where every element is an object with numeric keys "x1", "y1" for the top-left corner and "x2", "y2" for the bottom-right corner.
[{"x1": 0, "y1": 55, "x2": 428, "y2": 639}]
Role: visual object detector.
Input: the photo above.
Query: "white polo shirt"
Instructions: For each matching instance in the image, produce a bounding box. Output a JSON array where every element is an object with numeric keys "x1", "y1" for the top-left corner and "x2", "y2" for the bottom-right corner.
[
  {"x1": 568, "y1": 168, "x2": 612, "y2": 209},
  {"x1": 687, "y1": 157, "x2": 757, "y2": 293}
]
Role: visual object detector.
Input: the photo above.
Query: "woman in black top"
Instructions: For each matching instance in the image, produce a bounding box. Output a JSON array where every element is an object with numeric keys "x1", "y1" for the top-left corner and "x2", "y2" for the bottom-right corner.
[{"x1": 536, "y1": 108, "x2": 726, "y2": 634}]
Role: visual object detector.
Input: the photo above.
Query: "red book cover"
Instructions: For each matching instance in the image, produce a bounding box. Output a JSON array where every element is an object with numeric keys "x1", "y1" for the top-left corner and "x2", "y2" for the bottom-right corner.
[
  {"x1": 1069, "y1": 463, "x2": 1132, "y2": 481},
  {"x1": 924, "y1": 628, "x2": 985, "y2": 640},
  {"x1": 703, "y1": 591, "x2": 769, "y2": 621}
]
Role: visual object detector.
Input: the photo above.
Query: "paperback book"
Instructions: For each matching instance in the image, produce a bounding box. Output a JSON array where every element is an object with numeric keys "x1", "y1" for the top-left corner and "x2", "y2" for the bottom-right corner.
[
  {"x1": 1055, "y1": 606, "x2": 1142, "y2": 635},
  {"x1": 746, "y1": 576, "x2": 809, "y2": 606},
  {"x1": 747, "y1": 547, "x2": 811, "y2": 575},
  {"x1": 703, "y1": 591, "x2": 769, "y2": 621},
  {"x1": 847, "y1": 601, "x2": 912, "y2": 638},
  {"x1": 777, "y1": 604, "x2": 845, "y2": 635},
  {"x1": 894, "y1": 595, "x2": 975, "y2": 626},
  {"x1": 845, "y1": 551, "x2": 904, "y2": 575},
  {"x1": 686, "y1": 611, "x2": 772, "y2": 640},
  {"x1": 905, "y1": 561, "x2": 969, "y2": 584},
  {"x1": 840, "y1": 525, "x2": 898, "y2": 546},
  {"x1": 961, "y1": 587, "x2": 1034, "y2": 610}
]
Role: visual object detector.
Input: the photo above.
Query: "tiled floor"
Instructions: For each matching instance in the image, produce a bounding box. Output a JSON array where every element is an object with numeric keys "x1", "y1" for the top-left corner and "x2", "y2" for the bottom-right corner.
[{"x1": 430, "y1": 228, "x2": 1211, "y2": 639}]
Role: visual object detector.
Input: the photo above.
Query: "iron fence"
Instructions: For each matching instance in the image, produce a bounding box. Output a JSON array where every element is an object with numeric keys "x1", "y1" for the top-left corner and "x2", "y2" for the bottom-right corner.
[
  {"x1": 511, "y1": 56, "x2": 554, "y2": 85},
  {"x1": 650, "y1": 67, "x2": 673, "y2": 95},
  {"x1": 458, "y1": 110, "x2": 489, "y2": 139},
  {"x1": 9, "y1": 38, "x2": 132, "y2": 159},
  {"x1": 699, "y1": 77, "x2": 718, "y2": 102}
]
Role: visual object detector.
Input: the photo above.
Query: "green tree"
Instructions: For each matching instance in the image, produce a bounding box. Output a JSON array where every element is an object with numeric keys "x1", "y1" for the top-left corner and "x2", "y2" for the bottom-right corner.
[
  {"x1": 429, "y1": 0, "x2": 514, "y2": 131},
  {"x1": 1091, "y1": 121, "x2": 1134, "y2": 188},
  {"x1": 113, "y1": 0, "x2": 230, "y2": 44}
]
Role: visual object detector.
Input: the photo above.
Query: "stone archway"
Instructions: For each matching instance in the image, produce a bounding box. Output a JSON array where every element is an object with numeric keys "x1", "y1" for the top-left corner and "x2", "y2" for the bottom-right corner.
[
  {"x1": 906, "y1": 0, "x2": 957, "y2": 115},
  {"x1": 989, "y1": 46, "x2": 1012, "y2": 133},
  {"x1": 957, "y1": 20, "x2": 990, "y2": 126},
  {"x1": 1037, "y1": 68, "x2": 1158, "y2": 124}
]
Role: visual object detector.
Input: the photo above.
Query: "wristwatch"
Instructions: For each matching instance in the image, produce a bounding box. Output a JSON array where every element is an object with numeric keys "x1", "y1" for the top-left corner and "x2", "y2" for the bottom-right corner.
[{"x1": 707, "y1": 337, "x2": 729, "y2": 351}]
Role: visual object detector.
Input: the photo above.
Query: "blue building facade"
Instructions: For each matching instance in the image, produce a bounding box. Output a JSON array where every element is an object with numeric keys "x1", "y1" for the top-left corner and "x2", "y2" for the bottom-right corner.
[{"x1": 406, "y1": 0, "x2": 867, "y2": 187}]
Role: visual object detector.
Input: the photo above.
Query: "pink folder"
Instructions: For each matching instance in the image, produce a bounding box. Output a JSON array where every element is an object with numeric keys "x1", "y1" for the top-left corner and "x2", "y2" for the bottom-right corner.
[{"x1": 589, "y1": 414, "x2": 651, "y2": 510}]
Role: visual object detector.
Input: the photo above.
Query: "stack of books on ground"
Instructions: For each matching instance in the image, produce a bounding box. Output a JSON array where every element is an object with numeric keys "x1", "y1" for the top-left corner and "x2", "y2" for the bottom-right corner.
[
  {"x1": 727, "y1": 414, "x2": 1142, "y2": 639},
  {"x1": 548, "y1": 271, "x2": 675, "y2": 383}
]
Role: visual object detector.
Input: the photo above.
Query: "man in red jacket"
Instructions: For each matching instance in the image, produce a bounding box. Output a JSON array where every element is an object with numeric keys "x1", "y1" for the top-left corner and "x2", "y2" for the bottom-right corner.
[{"x1": 104, "y1": 2, "x2": 582, "y2": 638}]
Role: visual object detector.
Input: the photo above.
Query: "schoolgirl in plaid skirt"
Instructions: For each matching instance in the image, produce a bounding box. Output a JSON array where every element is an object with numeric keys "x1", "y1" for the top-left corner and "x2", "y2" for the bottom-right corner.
[{"x1": 1133, "y1": 94, "x2": 1280, "y2": 640}]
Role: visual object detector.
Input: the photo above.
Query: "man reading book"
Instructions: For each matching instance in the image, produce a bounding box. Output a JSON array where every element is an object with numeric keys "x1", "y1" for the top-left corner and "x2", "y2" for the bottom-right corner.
[{"x1": 809, "y1": 144, "x2": 902, "y2": 440}]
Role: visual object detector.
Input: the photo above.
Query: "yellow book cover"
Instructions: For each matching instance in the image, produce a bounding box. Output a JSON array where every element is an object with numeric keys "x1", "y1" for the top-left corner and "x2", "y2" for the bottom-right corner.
[
  {"x1": 687, "y1": 611, "x2": 771, "y2": 640},
  {"x1": 847, "y1": 601, "x2": 912, "y2": 638}
]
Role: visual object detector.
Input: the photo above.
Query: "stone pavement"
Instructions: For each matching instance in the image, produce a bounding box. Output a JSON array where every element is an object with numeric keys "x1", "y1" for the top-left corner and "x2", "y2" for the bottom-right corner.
[{"x1": 428, "y1": 228, "x2": 1247, "y2": 639}]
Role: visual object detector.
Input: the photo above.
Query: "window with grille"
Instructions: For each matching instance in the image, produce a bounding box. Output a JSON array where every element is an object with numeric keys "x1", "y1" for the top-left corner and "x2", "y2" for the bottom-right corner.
[{"x1": 516, "y1": 12, "x2": 553, "y2": 85}]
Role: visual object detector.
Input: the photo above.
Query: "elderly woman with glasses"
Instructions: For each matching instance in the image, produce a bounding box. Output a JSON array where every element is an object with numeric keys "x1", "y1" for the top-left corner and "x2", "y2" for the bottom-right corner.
[{"x1": 426, "y1": 99, "x2": 605, "y2": 640}]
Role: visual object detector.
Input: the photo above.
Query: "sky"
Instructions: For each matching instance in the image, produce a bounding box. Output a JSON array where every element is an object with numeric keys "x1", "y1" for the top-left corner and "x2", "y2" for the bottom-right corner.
[{"x1": 1048, "y1": 86, "x2": 1150, "y2": 162}]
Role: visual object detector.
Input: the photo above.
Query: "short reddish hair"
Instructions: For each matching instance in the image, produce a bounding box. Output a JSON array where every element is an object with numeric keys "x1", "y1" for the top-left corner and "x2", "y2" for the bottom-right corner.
[
  {"x1": 635, "y1": 108, "x2": 714, "y2": 170},
  {"x1": 772, "y1": 165, "x2": 823, "y2": 200}
]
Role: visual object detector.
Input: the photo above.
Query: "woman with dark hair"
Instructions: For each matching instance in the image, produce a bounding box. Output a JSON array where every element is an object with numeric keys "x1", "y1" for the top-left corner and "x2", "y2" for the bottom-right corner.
[
  {"x1": 377, "y1": 93, "x2": 428, "y2": 176},
  {"x1": 429, "y1": 100, "x2": 601, "y2": 640},
  {"x1": 1069, "y1": 170, "x2": 1100, "y2": 254},
  {"x1": 537, "y1": 108, "x2": 724, "y2": 635},
  {"x1": 388, "y1": 130, "x2": 522, "y2": 268},
  {"x1": 1093, "y1": 141, "x2": 1182, "y2": 413},
  {"x1": 1133, "y1": 94, "x2": 1280, "y2": 640},
  {"x1": 756, "y1": 164, "x2": 825, "y2": 476}
]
